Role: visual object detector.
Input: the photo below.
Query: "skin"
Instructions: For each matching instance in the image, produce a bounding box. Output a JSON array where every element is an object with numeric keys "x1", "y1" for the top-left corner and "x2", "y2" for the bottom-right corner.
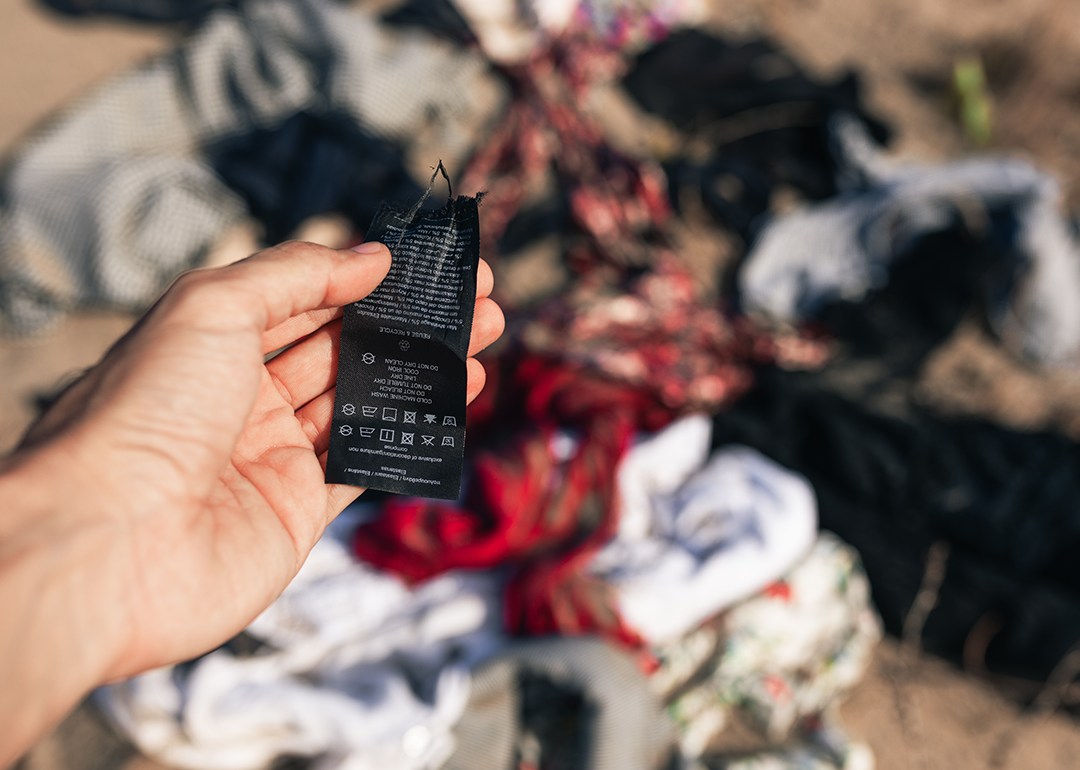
[{"x1": 0, "y1": 240, "x2": 504, "y2": 766}]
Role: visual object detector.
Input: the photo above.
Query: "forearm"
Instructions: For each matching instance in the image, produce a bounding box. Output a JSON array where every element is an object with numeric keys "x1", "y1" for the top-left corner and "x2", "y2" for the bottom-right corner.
[{"x1": 0, "y1": 449, "x2": 127, "y2": 767}]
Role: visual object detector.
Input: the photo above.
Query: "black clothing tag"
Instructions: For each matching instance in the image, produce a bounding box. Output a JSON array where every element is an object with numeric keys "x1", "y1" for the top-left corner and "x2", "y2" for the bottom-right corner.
[{"x1": 326, "y1": 189, "x2": 479, "y2": 500}]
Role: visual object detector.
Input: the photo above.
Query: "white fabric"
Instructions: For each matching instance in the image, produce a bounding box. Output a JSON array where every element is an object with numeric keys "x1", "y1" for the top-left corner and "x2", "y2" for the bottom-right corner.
[
  {"x1": 97, "y1": 509, "x2": 506, "y2": 770},
  {"x1": 590, "y1": 415, "x2": 818, "y2": 643}
]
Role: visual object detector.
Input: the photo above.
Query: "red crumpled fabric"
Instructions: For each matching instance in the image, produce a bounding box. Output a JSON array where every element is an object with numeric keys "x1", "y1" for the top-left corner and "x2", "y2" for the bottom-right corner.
[
  {"x1": 353, "y1": 355, "x2": 668, "y2": 647},
  {"x1": 518, "y1": 260, "x2": 777, "y2": 411},
  {"x1": 460, "y1": 30, "x2": 670, "y2": 273}
]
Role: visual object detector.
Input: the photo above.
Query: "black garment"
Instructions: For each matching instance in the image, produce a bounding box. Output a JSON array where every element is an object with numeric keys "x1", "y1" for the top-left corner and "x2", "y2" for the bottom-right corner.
[
  {"x1": 623, "y1": 30, "x2": 889, "y2": 238},
  {"x1": 38, "y1": 0, "x2": 225, "y2": 23},
  {"x1": 813, "y1": 220, "x2": 1017, "y2": 380},
  {"x1": 712, "y1": 366, "x2": 1080, "y2": 685},
  {"x1": 210, "y1": 111, "x2": 424, "y2": 243},
  {"x1": 381, "y1": 0, "x2": 478, "y2": 45}
]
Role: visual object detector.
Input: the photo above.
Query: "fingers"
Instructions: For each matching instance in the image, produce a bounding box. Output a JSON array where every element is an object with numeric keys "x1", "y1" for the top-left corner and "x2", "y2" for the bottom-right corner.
[
  {"x1": 265, "y1": 320, "x2": 342, "y2": 410},
  {"x1": 262, "y1": 308, "x2": 342, "y2": 357},
  {"x1": 270, "y1": 293, "x2": 502, "y2": 413},
  {"x1": 297, "y1": 389, "x2": 338, "y2": 455},
  {"x1": 466, "y1": 357, "x2": 488, "y2": 405},
  {"x1": 469, "y1": 297, "x2": 504, "y2": 357},
  {"x1": 477, "y1": 258, "x2": 494, "y2": 300},
  {"x1": 325, "y1": 482, "x2": 365, "y2": 522},
  {"x1": 163, "y1": 241, "x2": 392, "y2": 339},
  {"x1": 295, "y1": 350, "x2": 489, "y2": 456},
  {"x1": 262, "y1": 256, "x2": 493, "y2": 357},
  {"x1": 268, "y1": 248, "x2": 500, "y2": 470},
  {"x1": 271, "y1": 280, "x2": 503, "y2": 415}
]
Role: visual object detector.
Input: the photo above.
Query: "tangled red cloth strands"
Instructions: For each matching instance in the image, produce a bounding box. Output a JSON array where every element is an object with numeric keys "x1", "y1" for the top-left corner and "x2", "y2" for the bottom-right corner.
[
  {"x1": 353, "y1": 267, "x2": 785, "y2": 654},
  {"x1": 459, "y1": 27, "x2": 670, "y2": 272},
  {"x1": 353, "y1": 22, "x2": 832, "y2": 657}
]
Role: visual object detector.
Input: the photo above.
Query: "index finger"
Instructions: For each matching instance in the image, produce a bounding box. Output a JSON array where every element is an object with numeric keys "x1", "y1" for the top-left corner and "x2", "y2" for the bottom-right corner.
[
  {"x1": 257, "y1": 242, "x2": 392, "y2": 354},
  {"x1": 262, "y1": 254, "x2": 496, "y2": 355},
  {"x1": 182, "y1": 240, "x2": 392, "y2": 337}
]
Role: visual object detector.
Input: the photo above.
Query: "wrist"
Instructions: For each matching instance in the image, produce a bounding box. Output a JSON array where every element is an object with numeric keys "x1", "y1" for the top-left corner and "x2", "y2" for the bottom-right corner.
[{"x1": 0, "y1": 445, "x2": 130, "y2": 767}]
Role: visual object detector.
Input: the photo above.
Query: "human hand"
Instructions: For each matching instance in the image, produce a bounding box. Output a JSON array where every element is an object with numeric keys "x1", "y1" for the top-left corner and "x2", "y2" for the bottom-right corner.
[{"x1": 0, "y1": 240, "x2": 503, "y2": 763}]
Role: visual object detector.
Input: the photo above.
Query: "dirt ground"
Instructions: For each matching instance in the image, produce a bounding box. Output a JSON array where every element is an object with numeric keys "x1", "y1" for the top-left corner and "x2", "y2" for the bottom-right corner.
[{"x1": 6, "y1": 0, "x2": 1080, "y2": 768}]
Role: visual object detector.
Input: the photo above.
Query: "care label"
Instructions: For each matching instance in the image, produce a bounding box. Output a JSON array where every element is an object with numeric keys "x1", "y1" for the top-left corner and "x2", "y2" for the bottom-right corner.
[{"x1": 326, "y1": 190, "x2": 479, "y2": 500}]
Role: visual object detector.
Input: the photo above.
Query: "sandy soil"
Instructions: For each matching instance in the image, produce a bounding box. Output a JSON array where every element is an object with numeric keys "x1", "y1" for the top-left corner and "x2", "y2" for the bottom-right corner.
[
  {"x1": 0, "y1": 3, "x2": 170, "y2": 455},
  {"x1": 5, "y1": 1, "x2": 1080, "y2": 768}
]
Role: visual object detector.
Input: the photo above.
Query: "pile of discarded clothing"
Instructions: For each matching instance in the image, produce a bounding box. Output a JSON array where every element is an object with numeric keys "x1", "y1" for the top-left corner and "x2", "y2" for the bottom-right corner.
[
  {"x1": 7, "y1": 0, "x2": 1080, "y2": 768},
  {"x1": 100, "y1": 418, "x2": 881, "y2": 770}
]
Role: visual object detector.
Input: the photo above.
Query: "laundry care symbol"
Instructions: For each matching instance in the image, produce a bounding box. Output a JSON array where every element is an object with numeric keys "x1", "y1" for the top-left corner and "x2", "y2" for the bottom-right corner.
[
  {"x1": 404, "y1": 411, "x2": 417, "y2": 424},
  {"x1": 362, "y1": 406, "x2": 378, "y2": 417},
  {"x1": 341, "y1": 403, "x2": 356, "y2": 416},
  {"x1": 362, "y1": 353, "x2": 375, "y2": 365},
  {"x1": 339, "y1": 425, "x2": 353, "y2": 436},
  {"x1": 421, "y1": 435, "x2": 435, "y2": 445},
  {"x1": 424, "y1": 414, "x2": 437, "y2": 424},
  {"x1": 442, "y1": 416, "x2": 457, "y2": 427},
  {"x1": 401, "y1": 433, "x2": 414, "y2": 445}
]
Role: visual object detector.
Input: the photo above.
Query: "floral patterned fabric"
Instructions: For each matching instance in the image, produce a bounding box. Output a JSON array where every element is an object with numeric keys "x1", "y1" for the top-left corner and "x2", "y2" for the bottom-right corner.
[{"x1": 652, "y1": 533, "x2": 881, "y2": 769}]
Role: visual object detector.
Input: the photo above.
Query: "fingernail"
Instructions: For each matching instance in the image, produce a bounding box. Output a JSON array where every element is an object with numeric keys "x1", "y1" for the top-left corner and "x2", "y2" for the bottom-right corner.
[{"x1": 351, "y1": 242, "x2": 386, "y2": 255}]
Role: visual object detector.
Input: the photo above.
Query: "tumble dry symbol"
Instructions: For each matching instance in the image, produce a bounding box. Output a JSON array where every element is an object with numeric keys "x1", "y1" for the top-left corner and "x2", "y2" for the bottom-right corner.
[
  {"x1": 339, "y1": 425, "x2": 353, "y2": 436},
  {"x1": 341, "y1": 404, "x2": 356, "y2": 416},
  {"x1": 362, "y1": 353, "x2": 375, "y2": 364}
]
